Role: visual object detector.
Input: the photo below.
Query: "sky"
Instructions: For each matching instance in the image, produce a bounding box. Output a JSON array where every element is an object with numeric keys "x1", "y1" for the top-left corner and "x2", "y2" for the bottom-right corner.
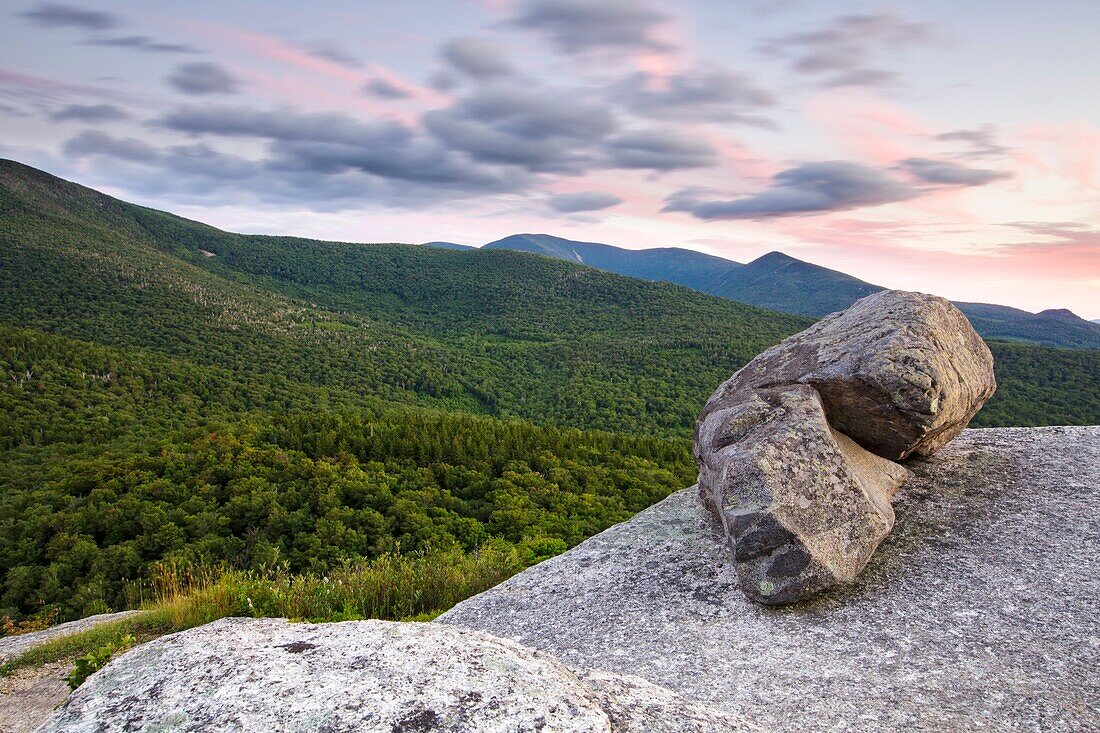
[{"x1": 1, "y1": 1, "x2": 1098, "y2": 318}]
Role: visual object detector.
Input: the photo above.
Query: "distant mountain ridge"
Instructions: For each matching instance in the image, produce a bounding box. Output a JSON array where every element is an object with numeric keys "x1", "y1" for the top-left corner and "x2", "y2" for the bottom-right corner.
[
  {"x1": 481, "y1": 234, "x2": 741, "y2": 293},
  {"x1": 432, "y1": 233, "x2": 1100, "y2": 350}
]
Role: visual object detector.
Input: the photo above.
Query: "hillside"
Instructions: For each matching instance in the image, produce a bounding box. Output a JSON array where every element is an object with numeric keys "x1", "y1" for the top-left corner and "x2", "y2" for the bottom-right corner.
[
  {"x1": 2, "y1": 159, "x2": 1097, "y2": 436},
  {"x1": 2, "y1": 159, "x2": 1099, "y2": 625},
  {"x1": 0, "y1": 159, "x2": 809, "y2": 436},
  {"x1": 472, "y1": 233, "x2": 1100, "y2": 349},
  {"x1": 482, "y1": 233, "x2": 740, "y2": 293},
  {"x1": 707, "y1": 250, "x2": 880, "y2": 317}
]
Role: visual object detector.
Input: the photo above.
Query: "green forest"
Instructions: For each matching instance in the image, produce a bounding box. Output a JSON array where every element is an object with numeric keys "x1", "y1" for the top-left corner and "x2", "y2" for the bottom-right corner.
[{"x1": 2, "y1": 159, "x2": 1099, "y2": 625}]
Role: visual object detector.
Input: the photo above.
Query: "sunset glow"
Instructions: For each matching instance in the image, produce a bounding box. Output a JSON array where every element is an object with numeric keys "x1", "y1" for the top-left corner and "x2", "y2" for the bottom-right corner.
[{"x1": 2, "y1": 0, "x2": 1097, "y2": 317}]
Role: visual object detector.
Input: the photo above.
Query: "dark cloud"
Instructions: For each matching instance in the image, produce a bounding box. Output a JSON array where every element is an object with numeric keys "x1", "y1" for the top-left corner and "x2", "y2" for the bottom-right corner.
[
  {"x1": 49, "y1": 103, "x2": 129, "y2": 122},
  {"x1": 298, "y1": 40, "x2": 361, "y2": 68},
  {"x1": 664, "y1": 161, "x2": 915, "y2": 219},
  {"x1": 901, "y1": 158, "x2": 1011, "y2": 186},
  {"x1": 159, "y1": 105, "x2": 406, "y2": 145},
  {"x1": 362, "y1": 78, "x2": 412, "y2": 100},
  {"x1": 84, "y1": 35, "x2": 197, "y2": 53},
  {"x1": 167, "y1": 63, "x2": 240, "y2": 95},
  {"x1": 442, "y1": 38, "x2": 512, "y2": 79},
  {"x1": 604, "y1": 129, "x2": 715, "y2": 171},
  {"x1": 422, "y1": 85, "x2": 616, "y2": 173},
  {"x1": 152, "y1": 104, "x2": 529, "y2": 198},
  {"x1": 548, "y1": 190, "x2": 622, "y2": 213},
  {"x1": 427, "y1": 71, "x2": 457, "y2": 92},
  {"x1": 17, "y1": 2, "x2": 117, "y2": 30},
  {"x1": 759, "y1": 12, "x2": 931, "y2": 87},
  {"x1": 63, "y1": 130, "x2": 157, "y2": 161},
  {"x1": 935, "y1": 126, "x2": 1009, "y2": 159},
  {"x1": 509, "y1": 0, "x2": 668, "y2": 54},
  {"x1": 612, "y1": 66, "x2": 775, "y2": 125}
]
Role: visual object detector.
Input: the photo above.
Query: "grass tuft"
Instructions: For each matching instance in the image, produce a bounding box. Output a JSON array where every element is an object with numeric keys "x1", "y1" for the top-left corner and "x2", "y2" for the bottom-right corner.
[{"x1": 1, "y1": 544, "x2": 523, "y2": 676}]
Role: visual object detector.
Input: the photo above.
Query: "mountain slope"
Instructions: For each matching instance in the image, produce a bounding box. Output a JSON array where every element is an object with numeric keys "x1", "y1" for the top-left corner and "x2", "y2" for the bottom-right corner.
[
  {"x1": 477, "y1": 233, "x2": 1100, "y2": 349},
  {"x1": 483, "y1": 233, "x2": 741, "y2": 293},
  {"x1": 0, "y1": 159, "x2": 807, "y2": 437},
  {"x1": 2, "y1": 158, "x2": 1097, "y2": 437},
  {"x1": 957, "y1": 303, "x2": 1100, "y2": 350},
  {"x1": 708, "y1": 251, "x2": 881, "y2": 317}
]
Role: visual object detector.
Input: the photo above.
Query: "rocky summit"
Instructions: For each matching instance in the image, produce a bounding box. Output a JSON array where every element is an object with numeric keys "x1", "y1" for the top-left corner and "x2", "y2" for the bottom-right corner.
[
  {"x1": 695, "y1": 290, "x2": 996, "y2": 603},
  {"x1": 441, "y1": 427, "x2": 1100, "y2": 733},
  {"x1": 40, "y1": 617, "x2": 757, "y2": 733}
]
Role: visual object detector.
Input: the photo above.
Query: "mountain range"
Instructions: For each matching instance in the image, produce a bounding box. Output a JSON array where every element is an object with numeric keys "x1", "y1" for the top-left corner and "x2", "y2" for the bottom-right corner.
[
  {"x1": 2, "y1": 158, "x2": 1097, "y2": 436},
  {"x1": 429, "y1": 234, "x2": 1100, "y2": 350}
]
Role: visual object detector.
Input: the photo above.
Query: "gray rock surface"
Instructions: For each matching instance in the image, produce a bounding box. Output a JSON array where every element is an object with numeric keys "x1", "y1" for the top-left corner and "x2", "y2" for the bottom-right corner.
[
  {"x1": 701, "y1": 290, "x2": 995, "y2": 461},
  {"x1": 0, "y1": 611, "x2": 142, "y2": 665},
  {"x1": 697, "y1": 384, "x2": 909, "y2": 603},
  {"x1": 441, "y1": 427, "x2": 1100, "y2": 732},
  {"x1": 40, "y1": 617, "x2": 759, "y2": 733},
  {"x1": 0, "y1": 661, "x2": 70, "y2": 733}
]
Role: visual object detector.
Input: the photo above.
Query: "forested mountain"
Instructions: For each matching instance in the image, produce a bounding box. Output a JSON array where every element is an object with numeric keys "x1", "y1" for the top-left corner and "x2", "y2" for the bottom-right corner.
[
  {"x1": 2, "y1": 158, "x2": 1099, "y2": 623},
  {"x1": 467, "y1": 233, "x2": 1100, "y2": 349},
  {"x1": 482, "y1": 233, "x2": 740, "y2": 293},
  {"x1": 707, "y1": 250, "x2": 880, "y2": 317}
]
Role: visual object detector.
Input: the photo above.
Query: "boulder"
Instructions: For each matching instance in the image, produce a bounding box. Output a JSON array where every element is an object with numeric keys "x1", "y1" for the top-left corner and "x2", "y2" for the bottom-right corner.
[
  {"x1": 697, "y1": 384, "x2": 909, "y2": 604},
  {"x1": 40, "y1": 617, "x2": 757, "y2": 733},
  {"x1": 702, "y1": 290, "x2": 996, "y2": 460},
  {"x1": 695, "y1": 290, "x2": 994, "y2": 603}
]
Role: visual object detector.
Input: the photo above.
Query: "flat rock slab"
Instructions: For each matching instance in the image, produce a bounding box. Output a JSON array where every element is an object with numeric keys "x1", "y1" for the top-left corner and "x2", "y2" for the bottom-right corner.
[
  {"x1": 41, "y1": 617, "x2": 759, "y2": 732},
  {"x1": 440, "y1": 427, "x2": 1100, "y2": 732},
  {"x1": 0, "y1": 611, "x2": 141, "y2": 665}
]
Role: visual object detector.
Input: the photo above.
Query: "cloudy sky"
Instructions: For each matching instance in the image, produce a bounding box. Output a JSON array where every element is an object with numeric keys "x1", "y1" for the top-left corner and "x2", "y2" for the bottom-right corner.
[{"x1": 2, "y1": 1, "x2": 1098, "y2": 318}]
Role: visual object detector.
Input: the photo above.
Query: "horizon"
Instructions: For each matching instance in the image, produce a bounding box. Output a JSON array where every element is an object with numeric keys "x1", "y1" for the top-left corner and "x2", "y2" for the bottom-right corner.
[{"x1": 2, "y1": 1, "x2": 1098, "y2": 318}]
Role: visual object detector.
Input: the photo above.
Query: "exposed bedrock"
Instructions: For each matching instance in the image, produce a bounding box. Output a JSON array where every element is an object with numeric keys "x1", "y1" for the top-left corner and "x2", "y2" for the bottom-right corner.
[
  {"x1": 40, "y1": 618, "x2": 758, "y2": 733},
  {"x1": 695, "y1": 290, "x2": 995, "y2": 604}
]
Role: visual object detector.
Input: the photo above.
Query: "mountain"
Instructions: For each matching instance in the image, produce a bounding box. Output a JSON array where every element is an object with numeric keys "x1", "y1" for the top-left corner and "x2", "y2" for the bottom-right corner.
[
  {"x1": 476, "y1": 234, "x2": 1100, "y2": 350},
  {"x1": 483, "y1": 233, "x2": 740, "y2": 293},
  {"x1": 955, "y1": 303, "x2": 1100, "y2": 351},
  {"x1": 707, "y1": 250, "x2": 881, "y2": 318},
  {"x1": 0, "y1": 158, "x2": 808, "y2": 439},
  {"x1": 2, "y1": 159, "x2": 1096, "y2": 434}
]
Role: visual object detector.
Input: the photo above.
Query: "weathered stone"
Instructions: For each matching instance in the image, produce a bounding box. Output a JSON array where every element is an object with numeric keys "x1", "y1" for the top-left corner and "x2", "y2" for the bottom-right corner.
[
  {"x1": 694, "y1": 290, "x2": 994, "y2": 603},
  {"x1": 441, "y1": 427, "x2": 1100, "y2": 733},
  {"x1": 39, "y1": 617, "x2": 758, "y2": 733},
  {"x1": 697, "y1": 384, "x2": 909, "y2": 604},
  {"x1": 702, "y1": 290, "x2": 996, "y2": 460}
]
